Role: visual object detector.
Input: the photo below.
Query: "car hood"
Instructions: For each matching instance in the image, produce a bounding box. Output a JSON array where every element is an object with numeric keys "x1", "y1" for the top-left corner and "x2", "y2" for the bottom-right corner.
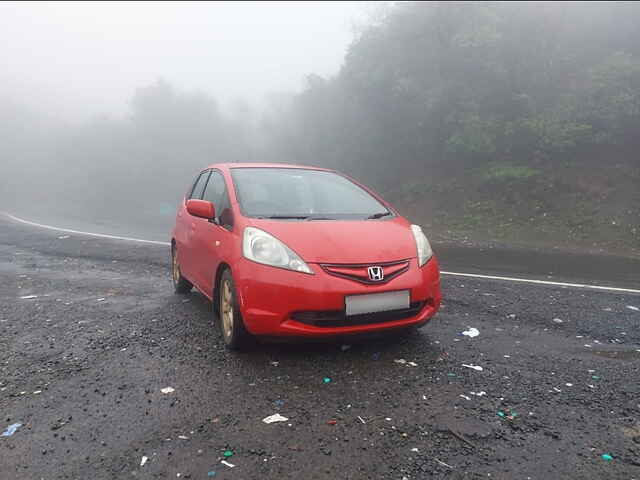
[{"x1": 248, "y1": 217, "x2": 417, "y2": 264}]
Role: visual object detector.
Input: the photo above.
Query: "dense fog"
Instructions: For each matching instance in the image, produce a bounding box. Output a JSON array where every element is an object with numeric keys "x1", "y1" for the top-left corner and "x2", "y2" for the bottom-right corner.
[{"x1": 1, "y1": 1, "x2": 639, "y2": 252}]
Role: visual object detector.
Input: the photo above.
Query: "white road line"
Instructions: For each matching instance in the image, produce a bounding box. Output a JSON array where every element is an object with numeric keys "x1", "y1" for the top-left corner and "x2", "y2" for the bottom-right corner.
[
  {"x1": 4, "y1": 212, "x2": 639, "y2": 294},
  {"x1": 441, "y1": 271, "x2": 640, "y2": 295},
  {"x1": 4, "y1": 213, "x2": 170, "y2": 246}
]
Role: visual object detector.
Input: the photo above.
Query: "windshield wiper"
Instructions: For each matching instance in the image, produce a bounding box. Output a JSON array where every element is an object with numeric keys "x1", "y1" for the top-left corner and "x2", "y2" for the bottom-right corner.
[
  {"x1": 263, "y1": 215, "x2": 310, "y2": 220},
  {"x1": 306, "y1": 215, "x2": 336, "y2": 221},
  {"x1": 367, "y1": 211, "x2": 392, "y2": 219}
]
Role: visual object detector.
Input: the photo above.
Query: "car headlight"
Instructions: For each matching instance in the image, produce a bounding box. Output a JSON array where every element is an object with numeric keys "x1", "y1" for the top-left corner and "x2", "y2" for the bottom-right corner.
[
  {"x1": 242, "y1": 227, "x2": 313, "y2": 274},
  {"x1": 410, "y1": 224, "x2": 433, "y2": 267}
]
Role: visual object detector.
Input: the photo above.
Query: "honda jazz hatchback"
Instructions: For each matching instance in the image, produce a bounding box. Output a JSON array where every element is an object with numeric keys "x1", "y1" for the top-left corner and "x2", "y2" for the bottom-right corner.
[{"x1": 171, "y1": 163, "x2": 441, "y2": 349}]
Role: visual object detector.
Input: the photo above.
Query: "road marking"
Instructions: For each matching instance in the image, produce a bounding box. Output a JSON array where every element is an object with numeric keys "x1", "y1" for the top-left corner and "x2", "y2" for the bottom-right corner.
[
  {"x1": 441, "y1": 271, "x2": 640, "y2": 294},
  {"x1": 4, "y1": 212, "x2": 639, "y2": 294},
  {"x1": 4, "y1": 213, "x2": 170, "y2": 246}
]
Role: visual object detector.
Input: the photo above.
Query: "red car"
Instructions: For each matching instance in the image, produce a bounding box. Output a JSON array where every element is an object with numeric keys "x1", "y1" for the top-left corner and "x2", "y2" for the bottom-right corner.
[{"x1": 171, "y1": 164, "x2": 441, "y2": 349}]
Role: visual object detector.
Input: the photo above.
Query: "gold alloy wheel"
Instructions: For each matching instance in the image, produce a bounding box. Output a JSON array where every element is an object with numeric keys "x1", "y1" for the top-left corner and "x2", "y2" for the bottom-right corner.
[
  {"x1": 172, "y1": 250, "x2": 180, "y2": 285},
  {"x1": 221, "y1": 280, "x2": 234, "y2": 340}
]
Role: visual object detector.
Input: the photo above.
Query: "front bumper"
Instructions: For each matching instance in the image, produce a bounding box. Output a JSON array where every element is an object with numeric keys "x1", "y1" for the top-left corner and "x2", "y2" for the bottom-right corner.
[{"x1": 235, "y1": 256, "x2": 441, "y2": 337}]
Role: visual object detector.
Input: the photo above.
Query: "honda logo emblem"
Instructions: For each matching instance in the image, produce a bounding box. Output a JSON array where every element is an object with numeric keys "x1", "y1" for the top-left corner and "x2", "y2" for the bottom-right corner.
[{"x1": 367, "y1": 266, "x2": 384, "y2": 281}]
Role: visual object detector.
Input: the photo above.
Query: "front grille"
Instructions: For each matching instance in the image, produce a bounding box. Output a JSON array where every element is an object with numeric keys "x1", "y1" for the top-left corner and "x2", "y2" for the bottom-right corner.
[
  {"x1": 291, "y1": 301, "x2": 427, "y2": 328},
  {"x1": 321, "y1": 259, "x2": 410, "y2": 285}
]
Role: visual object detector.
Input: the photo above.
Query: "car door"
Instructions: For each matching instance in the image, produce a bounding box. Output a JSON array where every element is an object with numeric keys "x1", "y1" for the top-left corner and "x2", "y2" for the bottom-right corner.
[
  {"x1": 193, "y1": 169, "x2": 235, "y2": 297},
  {"x1": 177, "y1": 170, "x2": 210, "y2": 283}
]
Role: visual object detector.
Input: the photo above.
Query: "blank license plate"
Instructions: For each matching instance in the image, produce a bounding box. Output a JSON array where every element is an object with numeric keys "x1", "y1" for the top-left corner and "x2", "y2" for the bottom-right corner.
[{"x1": 345, "y1": 290, "x2": 410, "y2": 316}]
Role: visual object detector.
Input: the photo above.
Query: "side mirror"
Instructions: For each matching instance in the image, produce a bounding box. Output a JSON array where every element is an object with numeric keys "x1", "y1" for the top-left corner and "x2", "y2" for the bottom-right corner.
[{"x1": 186, "y1": 199, "x2": 216, "y2": 220}]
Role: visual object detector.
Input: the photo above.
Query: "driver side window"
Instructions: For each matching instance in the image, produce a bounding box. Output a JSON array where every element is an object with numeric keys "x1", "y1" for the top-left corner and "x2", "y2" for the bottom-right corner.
[{"x1": 203, "y1": 171, "x2": 233, "y2": 229}]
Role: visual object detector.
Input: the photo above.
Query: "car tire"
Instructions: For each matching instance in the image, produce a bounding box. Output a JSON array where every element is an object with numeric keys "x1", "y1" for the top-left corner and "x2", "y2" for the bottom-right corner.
[
  {"x1": 171, "y1": 245, "x2": 193, "y2": 294},
  {"x1": 218, "y1": 269, "x2": 253, "y2": 350}
]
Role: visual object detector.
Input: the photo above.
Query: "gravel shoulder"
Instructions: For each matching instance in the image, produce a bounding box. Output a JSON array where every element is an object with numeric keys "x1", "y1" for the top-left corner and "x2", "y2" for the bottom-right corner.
[{"x1": 1, "y1": 217, "x2": 639, "y2": 479}]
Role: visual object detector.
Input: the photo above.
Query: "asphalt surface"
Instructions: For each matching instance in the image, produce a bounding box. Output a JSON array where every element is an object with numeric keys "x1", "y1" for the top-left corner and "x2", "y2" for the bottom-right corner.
[{"x1": 2, "y1": 216, "x2": 640, "y2": 479}]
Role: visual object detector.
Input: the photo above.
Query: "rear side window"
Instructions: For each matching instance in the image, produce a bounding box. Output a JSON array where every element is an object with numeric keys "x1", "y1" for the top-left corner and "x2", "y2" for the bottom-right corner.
[{"x1": 189, "y1": 171, "x2": 210, "y2": 200}]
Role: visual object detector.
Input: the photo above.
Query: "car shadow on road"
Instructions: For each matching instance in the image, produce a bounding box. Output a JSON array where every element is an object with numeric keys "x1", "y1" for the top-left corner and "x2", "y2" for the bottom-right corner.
[{"x1": 184, "y1": 289, "x2": 442, "y2": 368}]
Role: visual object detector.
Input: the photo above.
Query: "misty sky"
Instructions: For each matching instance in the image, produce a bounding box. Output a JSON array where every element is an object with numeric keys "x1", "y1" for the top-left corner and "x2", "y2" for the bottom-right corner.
[{"x1": 0, "y1": 1, "x2": 366, "y2": 120}]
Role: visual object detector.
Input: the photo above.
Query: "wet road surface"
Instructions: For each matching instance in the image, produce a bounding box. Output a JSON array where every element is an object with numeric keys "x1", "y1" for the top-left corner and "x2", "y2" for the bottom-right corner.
[
  {"x1": 6, "y1": 208, "x2": 640, "y2": 290},
  {"x1": 1, "y1": 217, "x2": 640, "y2": 479}
]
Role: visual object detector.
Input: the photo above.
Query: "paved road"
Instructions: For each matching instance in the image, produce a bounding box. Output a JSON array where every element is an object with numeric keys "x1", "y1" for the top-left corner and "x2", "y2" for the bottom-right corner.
[
  {"x1": 1, "y1": 216, "x2": 640, "y2": 479},
  {"x1": 6, "y1": 208, "x2": 640, "y2": 290}
]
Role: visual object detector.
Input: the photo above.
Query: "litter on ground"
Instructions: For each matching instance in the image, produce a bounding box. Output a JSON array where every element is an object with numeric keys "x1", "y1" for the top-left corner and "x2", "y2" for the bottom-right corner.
[
  {"x1": 470, "y1": 391, "x2": 487, "y2": 396},
  {"x1": 262, "y1": 413, "x2": 288, "y2": 424},
  {"x1": 140, "y1": 456, "x2": 148, "y2": 467},
  {"x1": 434, "y1": 458, "x2": 453, "y2": 469},
  {"x1": 462, "y1": 327, "x2": 479, "y2": 337},
  {"x1": 497, "y1": 410, "x2": 518, "y2": 421},
  {"x1": 19, "y1": 295, "x2": 38, "y2": 299},
  {"x1": 395, "y1": 359, "x2": 418, "y2": 367},
  {"x1": 2, "y1": 423, "x2": 22, "y2": 437},
  {"x1": 161, "y1": 387, "x2": 175, "y2": 394},
  {"x1": 221, "y1": 460, "x2": 235, "y2": 468},
  {"x1": 462, "y1": 364, "x2": 483, "y2": 371}
]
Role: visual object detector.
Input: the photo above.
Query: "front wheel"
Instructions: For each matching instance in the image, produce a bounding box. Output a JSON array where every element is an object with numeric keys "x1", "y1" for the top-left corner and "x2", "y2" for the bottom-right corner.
[
  {"x1": 171, "y1": 245, "x2": 193, "y2": 294},
  {"x1": 218, "y1": 269, "x2": 253, "y2": 350}
]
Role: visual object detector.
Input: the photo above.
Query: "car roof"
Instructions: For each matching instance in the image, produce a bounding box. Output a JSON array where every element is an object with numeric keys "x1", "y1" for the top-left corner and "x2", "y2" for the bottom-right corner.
[{"x1": 206, "y1": 162, "x2": 335, "y2": 172}]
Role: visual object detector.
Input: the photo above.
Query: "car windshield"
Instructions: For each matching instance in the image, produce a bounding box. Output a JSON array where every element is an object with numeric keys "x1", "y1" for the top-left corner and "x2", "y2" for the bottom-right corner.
[{"x1": 230, "y1": 168, "x2": 390, "y2": 220}]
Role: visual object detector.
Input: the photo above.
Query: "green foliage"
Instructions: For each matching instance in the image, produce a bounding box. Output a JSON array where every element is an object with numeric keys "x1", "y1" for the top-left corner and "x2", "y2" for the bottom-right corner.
[
  {"x1": 582, "y1": 52, "x2": 640, "y2": 140},
  {"x1": 482, "y1": 164, "x2": 540, "y2": 182},
  {"x1": 270, "y1": 1, "x2": 640, "y2": 186},
  {"x1": 447, "y1": 115, "x2": 498, "y2": 156},
  {"x1": 516, "y1": 116, "x2": 593, "y2": 153}
]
